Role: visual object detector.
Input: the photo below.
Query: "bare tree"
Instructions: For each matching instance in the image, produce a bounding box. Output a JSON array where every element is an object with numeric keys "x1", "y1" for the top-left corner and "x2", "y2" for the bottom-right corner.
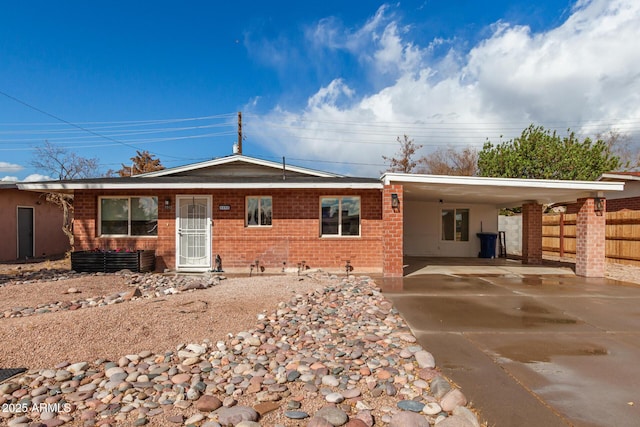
[
  {"x1": 598, "y1": 130, "x2": 639, "y2": 171},
  {"x1": 382, "y1": 135, "x2": 424, "y2": 173},
  {"x1": 31, "y1": 141, "x2": 102, "y2": 248},
  {"x1": 418, "y1": 146, "x2": 479, "y2": 176},
  {"x1": 32, "y1": 140, "x2": 101, "y2": 180}
]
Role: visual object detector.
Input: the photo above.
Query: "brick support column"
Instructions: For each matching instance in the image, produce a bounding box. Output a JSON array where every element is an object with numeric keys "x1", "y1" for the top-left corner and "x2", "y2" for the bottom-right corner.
[
  {"x1": 522, "y1": 202, "x2": 543, "y2": 265},
  {"x1": 383, "y1": 184, "x2": 404, "y2": 277},
  {"x1": 575, "y1": 197, "x2": 606, "y2": 277}
]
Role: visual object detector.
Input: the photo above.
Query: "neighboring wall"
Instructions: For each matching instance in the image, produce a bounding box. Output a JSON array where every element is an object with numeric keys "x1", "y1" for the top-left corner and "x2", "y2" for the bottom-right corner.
[
  {"x1": 567, "y1": 181, "x2": 640, "y2": 213},
  {"x1": 73, "y1": 188, "x2": 383, "y2": 272},
  {"x1": 0, "y1": 188, "x2": 69, "y2": 261},
  {"x1": 404, "y1": 200, "x2": 499, "y2": 257},
  {"x1": 498, "y1": 215, "x2": 522, "y2": 256}
]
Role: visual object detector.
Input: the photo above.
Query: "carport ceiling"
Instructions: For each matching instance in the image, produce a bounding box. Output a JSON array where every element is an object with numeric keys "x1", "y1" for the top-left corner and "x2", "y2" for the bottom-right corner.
[{"x1": 382, "y1": 173, "x2": 625, "y2": 207}]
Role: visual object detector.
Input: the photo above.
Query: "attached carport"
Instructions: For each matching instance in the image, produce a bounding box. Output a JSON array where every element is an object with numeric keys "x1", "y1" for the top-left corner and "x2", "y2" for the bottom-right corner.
[{"x1": 381, "y1": 174, "x2": 625, "y2": 278}]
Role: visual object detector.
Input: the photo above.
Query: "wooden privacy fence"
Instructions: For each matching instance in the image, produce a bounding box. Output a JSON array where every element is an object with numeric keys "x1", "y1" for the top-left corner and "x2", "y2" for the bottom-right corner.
[{"x1": 543, "y1": 211, "x2": 640, "y2": 266}]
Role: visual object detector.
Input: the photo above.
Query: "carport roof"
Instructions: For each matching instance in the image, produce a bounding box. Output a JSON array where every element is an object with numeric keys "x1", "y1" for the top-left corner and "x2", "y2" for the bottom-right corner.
[{"x1": 382, "y1": 173, "x2": 625, "y2": 207}]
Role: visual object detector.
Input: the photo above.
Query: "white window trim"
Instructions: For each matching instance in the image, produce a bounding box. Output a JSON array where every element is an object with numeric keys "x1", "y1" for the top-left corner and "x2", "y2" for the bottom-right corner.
[
  {"x1": 441, "y1": 207, "x2": 470, "y2": 242},
  {"x1": 98, "y1": 196, "x2": 158, "y2": 238},
  {"x1": 319, "y1": 196, "x2": 361, "y2": 238},
  {"x1": 245, "y1": 196, "x2": 273, "y2": 228}
]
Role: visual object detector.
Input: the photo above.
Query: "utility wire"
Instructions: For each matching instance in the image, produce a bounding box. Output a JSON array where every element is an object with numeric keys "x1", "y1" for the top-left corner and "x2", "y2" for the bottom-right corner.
[{"x1": 0, "y1": 89, "x2": 232, "y2": 160}]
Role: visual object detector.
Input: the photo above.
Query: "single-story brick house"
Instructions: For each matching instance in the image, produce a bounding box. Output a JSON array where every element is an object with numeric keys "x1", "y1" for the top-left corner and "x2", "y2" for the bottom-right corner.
[
  {"x1": 18, "y1": 155, "x2": 625, "y2": 277},
  {"x1": 0, "y1": 183, "x2": 70, "y2": 261},
  {"x1": 594, "y1": 172, "x2": 640, "y2": 212}
]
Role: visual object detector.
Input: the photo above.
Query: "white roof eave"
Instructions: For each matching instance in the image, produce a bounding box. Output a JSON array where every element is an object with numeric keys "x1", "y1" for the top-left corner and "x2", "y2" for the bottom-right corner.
[
  {"x1": 17, "y1": 182, "x2": 383, "y2": 191},
  {"x1": 381, "y1": 173, "x2": 625, "y2": 192},
  {"x1": 598, "y1": 173, "x2": 640, "y2": 182}
]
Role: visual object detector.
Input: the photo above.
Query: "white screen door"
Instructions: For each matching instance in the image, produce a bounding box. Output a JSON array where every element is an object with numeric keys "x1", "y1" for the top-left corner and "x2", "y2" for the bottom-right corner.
[{"x1": 176, "y1": 196, "x2": 211, "y2": 270}]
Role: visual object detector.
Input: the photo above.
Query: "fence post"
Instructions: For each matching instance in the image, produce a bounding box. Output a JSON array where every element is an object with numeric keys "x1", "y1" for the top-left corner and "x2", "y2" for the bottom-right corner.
[{"x1": 559, "y1": 213, "x2": 565, "y2": 258}]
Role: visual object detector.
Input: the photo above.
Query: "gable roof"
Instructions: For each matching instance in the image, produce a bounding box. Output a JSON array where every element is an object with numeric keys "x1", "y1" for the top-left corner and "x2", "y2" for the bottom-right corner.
[
  {"x1": 17, "y1": 155, "x2": 380, "y2": 193},
  {"x1": 137, "y1": 154, "x2": 342, "y2": 178}
]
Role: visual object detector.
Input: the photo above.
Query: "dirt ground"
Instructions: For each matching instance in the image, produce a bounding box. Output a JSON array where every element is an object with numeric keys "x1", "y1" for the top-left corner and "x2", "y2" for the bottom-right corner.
[
  {"x1": 0, "y1": 266, "x2": 331, "y2": 369},
  {"x1": 2, "y1": 255, "x2": 639, "y2": 370}
]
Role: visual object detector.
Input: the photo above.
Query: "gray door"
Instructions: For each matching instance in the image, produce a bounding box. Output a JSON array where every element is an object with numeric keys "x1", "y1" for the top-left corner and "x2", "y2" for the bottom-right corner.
[{"x1": 17, "y1": 207, "x2": 34, "y2": 259}]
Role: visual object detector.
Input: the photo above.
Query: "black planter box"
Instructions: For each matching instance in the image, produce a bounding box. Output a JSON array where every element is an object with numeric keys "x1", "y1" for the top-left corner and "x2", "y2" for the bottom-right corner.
[{"x1": 71, "y1": 250, "x2": 156, "y2": 273}]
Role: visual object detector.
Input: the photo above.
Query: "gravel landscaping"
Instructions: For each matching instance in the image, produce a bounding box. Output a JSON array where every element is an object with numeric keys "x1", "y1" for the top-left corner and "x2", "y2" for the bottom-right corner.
[{"x1": 0, "y1": 263, "x2": 483, "y2": 427}]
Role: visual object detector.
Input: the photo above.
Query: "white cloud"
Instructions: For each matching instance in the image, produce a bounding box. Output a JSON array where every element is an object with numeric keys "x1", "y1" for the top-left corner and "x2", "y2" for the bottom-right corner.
[
  {"x1": 307, "y1": 79, "x2": 354, "y2": 109},
  {"x1": 1, "y1": 174, "x2": 53, "y2": 182},
  {"x1": 22, "y1": 174, "x2": 53, "y2": 182},
  {"x1": 250, "y1": 0, "x2": 640, "y2": 176},
  {"x1": 0, "y1": 162, "x2": 24, "y2": 173}
]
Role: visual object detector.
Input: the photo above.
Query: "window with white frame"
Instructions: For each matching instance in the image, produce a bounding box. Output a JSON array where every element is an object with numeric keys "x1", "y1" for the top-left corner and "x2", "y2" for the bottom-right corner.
[
  {"x1": 320, "y1": 196, "x2": 360, "y2": 236},
  {"x1": 100, "y1": 197, "x2": 158, "y2": 236},
  {"x1": 441, "y1": 208, "x2": 469, "y2": 241},
  {"x1": 246, "y1": 196, "x2": 272, "y2": 227}
]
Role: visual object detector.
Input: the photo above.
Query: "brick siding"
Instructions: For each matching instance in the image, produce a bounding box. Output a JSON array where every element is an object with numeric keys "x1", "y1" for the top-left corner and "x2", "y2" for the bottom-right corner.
[
  {"x1": 566, "y1": 196, "x2": 640, "y2": 213},
  {"x1": 575, "y1": 197, "x2": 606, "y2": 277},
  {"x1": 74, "y1": 188, "x2": 383, "y2": 273},
  {"x1": 522, "y1": 202, "x2": 543, "y2": 264},
  {"x1": 383, "y1": 184, "x2": 404, "y2": 277}
]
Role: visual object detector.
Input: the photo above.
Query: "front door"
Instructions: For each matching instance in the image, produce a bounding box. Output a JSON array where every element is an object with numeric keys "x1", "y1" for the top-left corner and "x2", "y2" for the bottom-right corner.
[
  {"x1": 17, "y1": 206, "x2": 34, "y2": 259},
  {"x1": 176, "y1": 196, "x2": 212, "y2": 271}
]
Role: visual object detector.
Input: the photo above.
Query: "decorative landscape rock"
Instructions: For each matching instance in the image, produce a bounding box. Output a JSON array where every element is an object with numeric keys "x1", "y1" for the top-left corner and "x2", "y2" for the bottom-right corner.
[
  {"x1": 440, "y1": 388, "x2": 469, "y2": 411},
  {"x1": 217, "y1": 406, "x2": 259, "y2": 425},
  {"x1": 0, "y1": 274, "x2": 481, "y2": 426},
  {"x1": 397, "y1": 399, "x2": 426, "y2": 412},
  {"x1": 314, "y1": 406, "x2": 349, "y2": 426},
  {"x1": 434, "y1": 414, "x2": 479, "y2": 427},
  {"x1": 389, "y1": 411, "x2": 431, "y2": 427}
]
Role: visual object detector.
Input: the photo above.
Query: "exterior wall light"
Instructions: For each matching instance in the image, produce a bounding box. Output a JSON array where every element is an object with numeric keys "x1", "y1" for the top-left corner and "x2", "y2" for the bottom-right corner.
[
  {"x1": 594, "y1": 197, "x2": 604, "y2": 215},
  {"x1": 391, "y1": 193, "x2": 400, "y2": 209},
  {"x1": 164, "y1": 198, "x2": 171, "y2": 210}
]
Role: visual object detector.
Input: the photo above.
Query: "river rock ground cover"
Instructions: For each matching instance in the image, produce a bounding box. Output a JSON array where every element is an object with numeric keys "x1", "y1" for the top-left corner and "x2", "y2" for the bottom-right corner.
[{"x1": 0, "y1": 262, "x2": 482, "y2": 426}]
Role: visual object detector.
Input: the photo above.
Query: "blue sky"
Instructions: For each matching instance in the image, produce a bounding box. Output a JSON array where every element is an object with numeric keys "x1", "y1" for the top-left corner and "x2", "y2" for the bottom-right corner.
[{"x1": 1, "y1": 0, "x2": 639, "y2": 180}]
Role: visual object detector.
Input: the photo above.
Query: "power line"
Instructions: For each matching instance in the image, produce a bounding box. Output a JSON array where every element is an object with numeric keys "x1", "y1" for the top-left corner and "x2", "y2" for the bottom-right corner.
[
  {"x1": 244, "y1": 113, "x2": 640, "y2": 130},
  {"x1": 0, "y1": 89, "x2": 235, "y2": 160},
  {"x1": 0, "y1": 113, "x2": 236, "y2": 127}
]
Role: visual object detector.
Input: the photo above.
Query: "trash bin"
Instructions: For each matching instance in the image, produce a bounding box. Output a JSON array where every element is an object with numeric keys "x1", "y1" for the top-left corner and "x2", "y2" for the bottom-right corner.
[{"x1": 476, "y1": 232, "x2": 498, "y2": 258}]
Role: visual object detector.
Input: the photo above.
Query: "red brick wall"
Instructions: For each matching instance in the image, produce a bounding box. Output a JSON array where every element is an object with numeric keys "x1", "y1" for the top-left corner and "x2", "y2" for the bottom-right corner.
[
  {"x1": 575, "y1": 197, "x2": 606, "y2": 277},
  {"x1": 383, "y1": 184, "x2": 404, "y2": 277},
  {"x1": 566, "y1": 196, "x2": 640, "y2": 213},
  {"x1": 522, "y1": 202, "x2": 543, "y2": 264},
  {"x1": 74, "y1": 188, "x2": 383, "y2": 273},
  {"x1": 602, "y1": 197, "x2": 640, "y2": 212}
]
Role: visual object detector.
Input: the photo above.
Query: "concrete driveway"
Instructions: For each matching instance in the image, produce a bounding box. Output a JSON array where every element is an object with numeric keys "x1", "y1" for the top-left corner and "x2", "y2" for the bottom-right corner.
[{"x1": 382, "y1": 258, "x2": 640, "y2": 427}]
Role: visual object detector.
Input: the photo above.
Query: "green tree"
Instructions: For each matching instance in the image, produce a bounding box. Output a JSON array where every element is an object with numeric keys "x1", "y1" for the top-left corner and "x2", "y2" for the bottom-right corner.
[
  {"x1": 117, "y1": 150, "x2": 164, "y2": 177},
  {"x1": 382, "y1": 135, "x2": 424, "y2": 173},
  {"x1": 477, "y1": 125, "x2": 622, "y2": 180}
]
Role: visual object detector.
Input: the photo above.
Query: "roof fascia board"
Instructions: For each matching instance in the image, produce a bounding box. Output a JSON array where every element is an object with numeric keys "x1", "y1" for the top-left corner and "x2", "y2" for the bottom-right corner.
[
  {"x1": 137, "y1": 155, "x2": 342, "y2": 178},
  {"x1": 598, "y1": 173, "x2": 640, "y2": 182},
  {"x1": 18, "y1": 182, "x2": 383, "y2": 191},
  {"x1": 382, "y1": 173, "x2": 625, "y2": 192}
]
